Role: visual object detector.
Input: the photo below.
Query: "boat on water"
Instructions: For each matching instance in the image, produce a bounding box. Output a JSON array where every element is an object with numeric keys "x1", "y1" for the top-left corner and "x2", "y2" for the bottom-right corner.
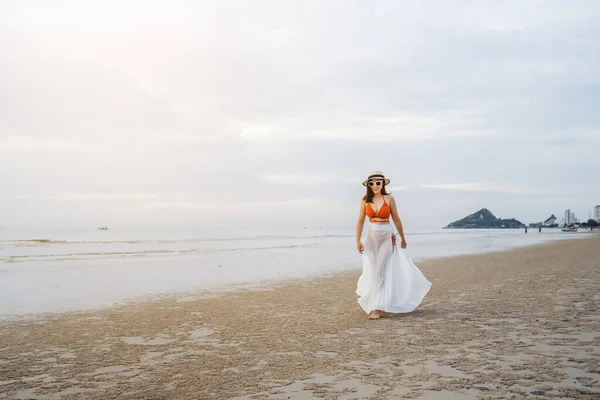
[
  {"x1": 561, "y1": 227, "x2": 578, "y2": 232},
  {"x1": 98, "y1": 226, "x2": 108, "y2": 230}
]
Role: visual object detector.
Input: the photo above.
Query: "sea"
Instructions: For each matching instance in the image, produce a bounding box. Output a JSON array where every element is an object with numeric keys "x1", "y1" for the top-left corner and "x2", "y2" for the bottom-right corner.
[{"x1": 0, "y1": 226, "x2": 587, "y2": 318}]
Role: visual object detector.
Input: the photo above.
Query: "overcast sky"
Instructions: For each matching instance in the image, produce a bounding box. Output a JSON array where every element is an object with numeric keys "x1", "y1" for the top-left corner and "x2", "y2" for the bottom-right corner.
[{"x1": 1, "y1": 0, "x2": 599, "y2": 230}]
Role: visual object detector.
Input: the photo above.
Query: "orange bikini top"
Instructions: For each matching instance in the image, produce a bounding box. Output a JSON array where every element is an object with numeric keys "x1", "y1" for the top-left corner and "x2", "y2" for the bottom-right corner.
[{"x1": 365, "y1": 196, "x2": 390, "y2": 221}]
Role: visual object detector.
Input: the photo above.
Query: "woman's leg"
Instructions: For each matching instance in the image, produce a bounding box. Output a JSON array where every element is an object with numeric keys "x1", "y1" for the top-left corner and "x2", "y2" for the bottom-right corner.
[
  {"x1": 360, "y1": 229, "x2": 380, "y2": 318},
  {"x1": 369, "y1": 230, "x2": 394, "y2": 319}
]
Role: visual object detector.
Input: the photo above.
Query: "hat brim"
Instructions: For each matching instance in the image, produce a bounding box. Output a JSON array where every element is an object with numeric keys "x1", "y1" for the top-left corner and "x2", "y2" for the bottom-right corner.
[{"x1": 362, "y1": 178, "x2": 391, "y2": 186}]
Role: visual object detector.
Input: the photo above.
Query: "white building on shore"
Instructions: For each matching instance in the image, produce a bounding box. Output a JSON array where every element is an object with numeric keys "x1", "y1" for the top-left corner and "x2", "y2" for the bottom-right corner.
[
  {"x1": 543, "y1": 214, "x2": 557, "y2": 226},
  {"x1": 594, "y1": 205, "x2": 600, "y2": 223}
]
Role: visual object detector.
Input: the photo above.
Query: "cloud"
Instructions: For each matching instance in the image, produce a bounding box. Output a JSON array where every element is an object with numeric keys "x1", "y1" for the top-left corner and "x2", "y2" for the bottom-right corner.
[
  {"x1": 234, "y1": 109, "x2": 494, "y2": 142},
  {"x1": 1, "y1": 1, "x2": 599, "y2": 228},
  {"x1": 137, "y1": 198, "x2": 325, "y2": 212},
  {"x1": 386, "y1": 185, "x2": 410, "y2": 192},
  {"x1": 420, "y1": 183, "x2": 530, "y2": 194},
  {"x1": 260, "y1": 174, "x2": 356, "y2": 186},
  {"x1": 0, "y1": 136, "x2": 81, "y2": 151},
  {"x1": 38, "y1": 193, "x2": 159, "y2": 201}
]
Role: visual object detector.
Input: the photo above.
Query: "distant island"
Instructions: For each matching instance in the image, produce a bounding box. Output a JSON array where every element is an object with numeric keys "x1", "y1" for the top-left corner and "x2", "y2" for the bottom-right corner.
[{"x1": 444, "y1": 208, "x2": 525, "y2": 229}]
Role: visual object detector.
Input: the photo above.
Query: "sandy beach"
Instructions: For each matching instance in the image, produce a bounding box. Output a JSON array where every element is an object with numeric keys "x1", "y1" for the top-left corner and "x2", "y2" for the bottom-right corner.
[{"x1": 1, "y1": 237, "x2": 599, "y2": 399}]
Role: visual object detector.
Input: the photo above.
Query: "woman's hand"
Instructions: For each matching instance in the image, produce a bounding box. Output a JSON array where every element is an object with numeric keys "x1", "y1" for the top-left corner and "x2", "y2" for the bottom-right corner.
[
  {"x1": 357, "y1": 241, "x2": 364, "y2": 254},
  {"x1": 401, "y1": 238, "x2": 407, "y2": 249}
]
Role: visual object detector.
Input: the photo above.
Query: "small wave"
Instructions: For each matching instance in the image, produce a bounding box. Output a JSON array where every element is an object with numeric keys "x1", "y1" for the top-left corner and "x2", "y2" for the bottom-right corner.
[
  {"x1": 9, "y1": 239, "x2": 69, "y2": 244},
  {"x1": 5, "y1": 249, "x2": 178, "y2": 260},
  {"x1": 1, "y1": 242, "x2": 326, "y2": 263},
  {"x1": 2, "y1": 234, "x2": 351, "y2": 247},
  {"x1": 258, "y1": 234, "x2": 350, "y2": 239}
]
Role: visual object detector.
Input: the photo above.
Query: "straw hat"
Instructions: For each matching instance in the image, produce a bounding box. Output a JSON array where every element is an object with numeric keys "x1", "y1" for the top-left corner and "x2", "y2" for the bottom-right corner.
[{"x1": 362, "y1": 171, "x2": 390, "y2": 186}]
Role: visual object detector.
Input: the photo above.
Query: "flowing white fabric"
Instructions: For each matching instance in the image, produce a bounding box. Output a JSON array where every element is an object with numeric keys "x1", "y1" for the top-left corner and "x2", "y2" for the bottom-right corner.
[{"x1": 356, "y1": 223, "x2": 431, "y2": 314}]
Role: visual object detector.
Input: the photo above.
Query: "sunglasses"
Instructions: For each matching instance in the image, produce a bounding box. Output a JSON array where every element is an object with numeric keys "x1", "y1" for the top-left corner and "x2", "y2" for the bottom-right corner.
[{"x1": 368, "y1": 180, "x2": 383, "y2": 187}]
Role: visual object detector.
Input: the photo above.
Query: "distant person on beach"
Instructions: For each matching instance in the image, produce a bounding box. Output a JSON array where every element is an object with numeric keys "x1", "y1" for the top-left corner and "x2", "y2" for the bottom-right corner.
[
  {"x1": 525, "y1": 227, "x2": 528, "y2": 233},
  {"x1": 355, "y1": 171, "x2": 431, "y2": 320},
  {"x1": 539, "y1": 226, "x2": 542, "y2": 233}
]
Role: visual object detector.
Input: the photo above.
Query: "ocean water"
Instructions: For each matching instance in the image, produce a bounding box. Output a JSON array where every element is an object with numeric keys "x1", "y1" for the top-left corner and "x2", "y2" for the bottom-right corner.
[{"x1": 0, "y1": 226, "x2": 586, "y2": 317}]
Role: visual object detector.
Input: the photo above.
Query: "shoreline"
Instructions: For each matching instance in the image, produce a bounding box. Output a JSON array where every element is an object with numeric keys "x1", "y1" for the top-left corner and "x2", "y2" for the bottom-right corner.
[
  {"x1": 1, "y1": 233, "x2": 595, "y2": 321},
  {"x1": 1, "y1": 237, "x2": 599, "y2": 399}
]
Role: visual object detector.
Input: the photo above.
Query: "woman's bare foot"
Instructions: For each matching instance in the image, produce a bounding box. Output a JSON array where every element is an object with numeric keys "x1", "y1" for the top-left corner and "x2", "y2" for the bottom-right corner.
[{"x1": 368, "y1": 310, "x2": 383, "y2": 320}]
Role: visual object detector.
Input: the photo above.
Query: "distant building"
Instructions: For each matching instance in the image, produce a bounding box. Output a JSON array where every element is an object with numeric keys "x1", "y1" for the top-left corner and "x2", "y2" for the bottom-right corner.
[
  {"x1": 564, "y1": 209, "x2": 577, "y2": 226},
  {"x1": 543, "y1": 214, "x2": 557, "y2": 226},
  {"x1": 594, "y1": 205, "x2": 600, "y2": 223}
]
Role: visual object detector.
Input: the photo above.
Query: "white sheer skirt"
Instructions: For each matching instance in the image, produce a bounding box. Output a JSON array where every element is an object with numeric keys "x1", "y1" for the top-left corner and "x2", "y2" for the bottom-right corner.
[{"x1": 356, "y1": 223, "x2": 431, "y2": 314}]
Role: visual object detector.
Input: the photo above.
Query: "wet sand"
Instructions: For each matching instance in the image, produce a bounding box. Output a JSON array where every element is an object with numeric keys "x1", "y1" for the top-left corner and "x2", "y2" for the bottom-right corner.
[{"x1": 1, "y1": 237, "x2": 599, "y2": 399}]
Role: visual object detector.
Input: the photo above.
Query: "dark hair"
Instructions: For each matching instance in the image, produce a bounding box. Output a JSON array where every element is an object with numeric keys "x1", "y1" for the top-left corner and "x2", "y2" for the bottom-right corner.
[{"x1": 362, "y1": 183, "x2": 389, "y2": 203}]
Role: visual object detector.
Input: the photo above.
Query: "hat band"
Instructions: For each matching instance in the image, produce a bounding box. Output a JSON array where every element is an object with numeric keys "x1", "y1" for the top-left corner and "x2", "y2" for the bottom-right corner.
[{"x1": 368, "y1": 174, "x2": 384, "y2": 180}]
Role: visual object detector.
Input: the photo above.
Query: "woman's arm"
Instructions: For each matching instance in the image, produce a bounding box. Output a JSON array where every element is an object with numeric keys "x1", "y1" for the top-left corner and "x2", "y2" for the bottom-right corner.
[
  {"x1": 388, "y1": 195, "x2": 407, "y2": 248},
  {"x1": 356, "y1": 199, "x2": 366, "y2": 253}
]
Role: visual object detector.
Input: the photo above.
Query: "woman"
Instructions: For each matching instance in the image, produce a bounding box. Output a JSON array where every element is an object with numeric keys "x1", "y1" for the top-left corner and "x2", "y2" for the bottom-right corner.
[{"x1": 356, "y1": 171, "x2": 431, "y2": 320}]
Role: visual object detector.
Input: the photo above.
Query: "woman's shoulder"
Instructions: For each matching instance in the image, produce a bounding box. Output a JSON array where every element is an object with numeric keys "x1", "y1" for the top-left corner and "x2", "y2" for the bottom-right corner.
[{"x1": 384, "y1": 194, "x2": 395, "y2": 201}]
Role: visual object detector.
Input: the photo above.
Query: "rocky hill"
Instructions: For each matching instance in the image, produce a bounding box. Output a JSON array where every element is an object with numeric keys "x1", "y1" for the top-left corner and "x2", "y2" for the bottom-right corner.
[{"x1": 444, "y1": 208, "x2": 525, "y2": 229}]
